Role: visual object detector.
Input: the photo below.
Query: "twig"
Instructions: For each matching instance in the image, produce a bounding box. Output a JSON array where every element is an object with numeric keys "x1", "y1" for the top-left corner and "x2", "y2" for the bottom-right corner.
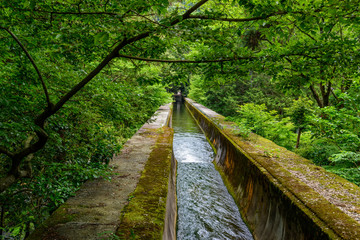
[
  {"x1": 130, "y1": 10, "x2": 167, "y2": 27},
  {"x1": 293, "y1": 23, "x2": 317, "y2": 41}
]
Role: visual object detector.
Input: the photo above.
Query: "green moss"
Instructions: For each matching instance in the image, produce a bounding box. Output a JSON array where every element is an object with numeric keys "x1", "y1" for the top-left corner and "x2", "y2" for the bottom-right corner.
[
  {"x1": 138, "y1": 127, "x2": 166, "y2": 139},
  {"x1": 116, "y1": 127, "x2": 173, "y2": 239},
  {"x1": 26, "y1": 204, "x2": 78, "y2": 240}
]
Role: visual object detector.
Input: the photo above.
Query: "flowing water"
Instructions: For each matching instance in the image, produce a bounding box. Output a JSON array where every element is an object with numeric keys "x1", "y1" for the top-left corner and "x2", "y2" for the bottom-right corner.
[{"x1": 173, "y1": 103, "x2": 253, "y2": 240}]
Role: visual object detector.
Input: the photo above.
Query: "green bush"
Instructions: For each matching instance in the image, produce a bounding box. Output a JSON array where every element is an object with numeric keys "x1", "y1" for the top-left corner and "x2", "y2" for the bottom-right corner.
[
  {"x1": 309, "y1": 106, "x2": 360, "y2": 152},
  {"x1": 329, "y1": 151, "x2": 360, "y2": 168},
  {"x1": 230, "y1": 103, "x2": 297, "y2": 150},
  {"x1": 325, "y1": 151, "x2": 360, "y2": 186},
  {"x1": 295, "y1": 139, "x2": 339, "y2": 166}
]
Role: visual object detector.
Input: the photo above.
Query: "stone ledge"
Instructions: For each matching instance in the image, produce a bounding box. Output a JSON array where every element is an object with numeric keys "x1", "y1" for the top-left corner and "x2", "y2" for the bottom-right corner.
[{"x1": 116, "y1": 126, "x2": 174, "y2": 239}]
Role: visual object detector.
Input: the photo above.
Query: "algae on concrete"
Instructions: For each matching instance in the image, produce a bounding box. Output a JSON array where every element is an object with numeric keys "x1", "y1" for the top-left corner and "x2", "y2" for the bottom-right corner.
[{"x1": 116, "y1": 127, "x2": 174, "y2": 240}]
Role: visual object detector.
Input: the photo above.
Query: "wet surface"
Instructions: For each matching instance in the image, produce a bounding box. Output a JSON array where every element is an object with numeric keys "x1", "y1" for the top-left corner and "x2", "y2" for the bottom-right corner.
[{"x1": 173, "y1": 103, "x2": 253, "y2": 240}]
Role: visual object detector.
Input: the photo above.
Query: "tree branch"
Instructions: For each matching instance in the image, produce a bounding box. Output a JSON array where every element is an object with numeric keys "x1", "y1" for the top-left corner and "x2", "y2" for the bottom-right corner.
[
  {"x1": 117, "y1": 54, "x2": 255, "y2": 63},
  {"x1": 118, "y1": 50, "x2": 320, "y2": 65},
  {"x1": 288, "y1": 53, "x2": 321, "y2": 61},
  {"x1": 0, "y1": 127, "x2": 47, "y2": 193},
  {"x1": 331, "y1": 88, "x2": 339, "y2": 103},
  {"x1": 187, "y1": 11, "x2": 289, "y2": 22},
  {"x1": 309, "y1": 84, "x2": 323, "y2": 108},
  {"x1": 0, "y1": 0, "x2": 211, "y2": 194},
  {"x1": 10, "y1": 129, "x2": 48, "y2": 173},
  {"x1": 49, "y1": 0, "x2": 210, "y2": 116},
  {"x1": 0, "y1": 7, "x2": 120, "y2": 16},
  {"x1": 293, "y1": 23, "x2": 317, "y2": 41},
  {"x1": 0, "y1": 147, "x2": 14, "y2": 158},
  {"x1": 0, "y1": 27, "x2": 52, "y2": 109},
  {"x1": 45, "y1": 11, "x2": 118, "y2": 15},
  {"x1": 130, "y1": 10, "x2": 166, "y2": 27},
  {"x1": 169, "y1": 0, "x2": 209, "y2": 26}
]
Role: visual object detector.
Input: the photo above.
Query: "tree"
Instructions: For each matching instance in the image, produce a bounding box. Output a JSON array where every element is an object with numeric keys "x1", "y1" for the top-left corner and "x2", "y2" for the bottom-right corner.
[
  {"x1": 286, "y1": 98, "x2": 313, "y2": 148},
  {"x1": 0, "y1": 0, "x2": 214, "y2": 193},
  {"x1": 173, "y1": 0, "x2": 360, "y2": 108},
  {"x1": 1, "y1": 2, "x2": 360, "y2": 233}
]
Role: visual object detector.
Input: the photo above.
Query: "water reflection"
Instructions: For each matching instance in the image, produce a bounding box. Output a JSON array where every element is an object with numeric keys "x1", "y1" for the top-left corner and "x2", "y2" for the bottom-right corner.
[{"x1": 173, "y1": 103, "x2": 253, "y2": 240}]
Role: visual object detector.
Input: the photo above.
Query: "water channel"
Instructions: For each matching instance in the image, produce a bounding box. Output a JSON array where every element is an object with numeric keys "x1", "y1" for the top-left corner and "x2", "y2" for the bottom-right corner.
[{"x1": 173, "y1": 103, "x2": 253, "y2": 240}]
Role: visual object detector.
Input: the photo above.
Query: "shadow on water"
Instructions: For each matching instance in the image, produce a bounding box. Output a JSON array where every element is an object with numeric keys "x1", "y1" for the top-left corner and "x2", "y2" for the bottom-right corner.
[{"x1": 173, "y1": 103, "x2": 253, "y2": 240}]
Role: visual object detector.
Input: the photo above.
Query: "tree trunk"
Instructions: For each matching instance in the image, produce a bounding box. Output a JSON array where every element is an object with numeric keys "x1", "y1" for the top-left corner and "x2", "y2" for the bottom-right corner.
[
  {"x1": 296, "y1": 128, "x2": 302, "y2": 149},
  {"x1": 0, "y1": 206, "x2": 4, "y2": 237},
  {"x1": 309, "y1": 84, "x2": 323, "y2": 108},
  {"x1": 24, "y1": 221, "x2": 31, "y2": 238},
  {"x1": 309, "y1": 81, "x2": 331, "y2": 108}
]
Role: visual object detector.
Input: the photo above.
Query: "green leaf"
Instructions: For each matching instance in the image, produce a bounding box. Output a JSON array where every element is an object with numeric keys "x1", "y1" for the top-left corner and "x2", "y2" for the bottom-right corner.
[{"x1": 94, "y1": 32, "x2": 109, "y2": 45}]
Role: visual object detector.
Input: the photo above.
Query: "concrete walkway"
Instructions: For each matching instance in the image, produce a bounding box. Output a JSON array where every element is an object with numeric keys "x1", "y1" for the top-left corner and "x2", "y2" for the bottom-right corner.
[{"x1": 28, "y1": 104, "x2": 173, "y2": 240}]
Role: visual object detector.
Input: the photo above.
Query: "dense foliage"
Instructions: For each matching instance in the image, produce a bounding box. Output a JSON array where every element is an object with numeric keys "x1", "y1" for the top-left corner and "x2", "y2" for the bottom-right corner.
[
  {"x1": 0, "y1": 58, "x2": 171, "y2": 237},
  {"x1": 0, "y1": 0, "x2": 174, "y2": 237},
  {"x1": 184, "y1": 0, "x2": 360, "y2": 187},
  {"x1": 191, "y1": 77, "x2": 360, "y2": 186},
  {"x1": 1, "y1": 0, "x2": 360, "y2": 238}
]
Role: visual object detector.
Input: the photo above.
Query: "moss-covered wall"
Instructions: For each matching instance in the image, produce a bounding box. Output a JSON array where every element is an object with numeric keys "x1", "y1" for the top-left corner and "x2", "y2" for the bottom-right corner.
[
  {"x1": 115, "y1": 105, "x2": 176, "y2": 240},
  {"x1": 185, "y1": 98, "x2": 360, "y2": 240},
  {"x1": 116, "y1": 127, "x2": 174, "y2": 240},
  {"x1": 163, "y1": 111, "x2": 177, "y2": 240}
]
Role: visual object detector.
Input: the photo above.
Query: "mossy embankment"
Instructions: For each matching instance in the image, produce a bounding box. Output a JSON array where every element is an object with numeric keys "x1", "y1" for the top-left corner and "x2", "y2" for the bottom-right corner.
[
  {"x1": 185, "y1": 98, "x2": 360, "y2": 240},
  {"x1": 116, "y1": 127, "x2": 174, "y2": 239}
]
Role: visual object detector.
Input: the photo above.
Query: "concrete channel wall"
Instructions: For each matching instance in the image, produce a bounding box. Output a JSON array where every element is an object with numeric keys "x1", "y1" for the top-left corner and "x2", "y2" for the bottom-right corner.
[
  {"x1": 27, "y1": 103, "x2": 176, "y2": 240},
  {"x1": 185, "y1": 98, "x2": 360, "y2": 240}
]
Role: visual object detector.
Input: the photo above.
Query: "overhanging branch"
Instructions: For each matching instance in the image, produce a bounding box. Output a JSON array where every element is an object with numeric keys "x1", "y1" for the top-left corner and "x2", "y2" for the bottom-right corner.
[
  {"x1": 40, "y1": 11, "x2": 119, "y2": 16},
  {"x1": 0, "y1": 27, "x2": 52, "y2": 109},
  {"x1": 187, "y1": 11, "x2": 289, "y2": 22},
  {"x1": 117, "y1": 54, "x2": 255, "y2": 63},
  {"x1": 293, "y1": 23, "x2": 317, "y2": 41},
  {"x1": 183, "y1": 0, "x2": 209, "y2": 19},
  {"x1": 49, "y1": 0, "x2": 210, "y2": 116},
  {"x1": 130, "y1": 10, "x2": 166, "y2": 27},
  {"x1": 163, "y1": 0, "x2": 209, "y2": 26},
  {"x1": 0, "y1": 146, "x2": 14, "y2": 158},
  {"x1": 0, "y1": 0, "x2": 212, "y2": 194},
  {"x1": 0, "y1": 7, "x2": 120, "y2": 16}
]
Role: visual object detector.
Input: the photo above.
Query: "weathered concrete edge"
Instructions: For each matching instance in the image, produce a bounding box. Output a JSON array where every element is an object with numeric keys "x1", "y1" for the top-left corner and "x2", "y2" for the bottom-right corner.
[
  {"x1": 115, "y1": 102, "x2": 176, "y2": 240},
  {"x1": 185, "y1": 98, "x2": 360, "y2": 240},
  {"x1": 162, "y1": 106, "x2": 177, "y2": 240},
  {"x1": 27, "y1": 103, "x2": 175, "y2": 240},
  {"x1": 115, "y1": 127, "x2": 174, "y2": 239}
]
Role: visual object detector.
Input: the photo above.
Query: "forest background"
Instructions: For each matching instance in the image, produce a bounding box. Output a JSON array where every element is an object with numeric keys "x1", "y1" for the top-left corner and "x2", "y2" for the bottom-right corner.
[{"x1": 1, "y1": 0, "x2": 360, "y2": 238}]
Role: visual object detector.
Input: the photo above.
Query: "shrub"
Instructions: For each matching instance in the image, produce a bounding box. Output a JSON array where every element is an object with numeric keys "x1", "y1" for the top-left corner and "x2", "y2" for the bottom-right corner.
[{"x1": 231, "y1": 103, "x2": 296, "y2": 150}]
